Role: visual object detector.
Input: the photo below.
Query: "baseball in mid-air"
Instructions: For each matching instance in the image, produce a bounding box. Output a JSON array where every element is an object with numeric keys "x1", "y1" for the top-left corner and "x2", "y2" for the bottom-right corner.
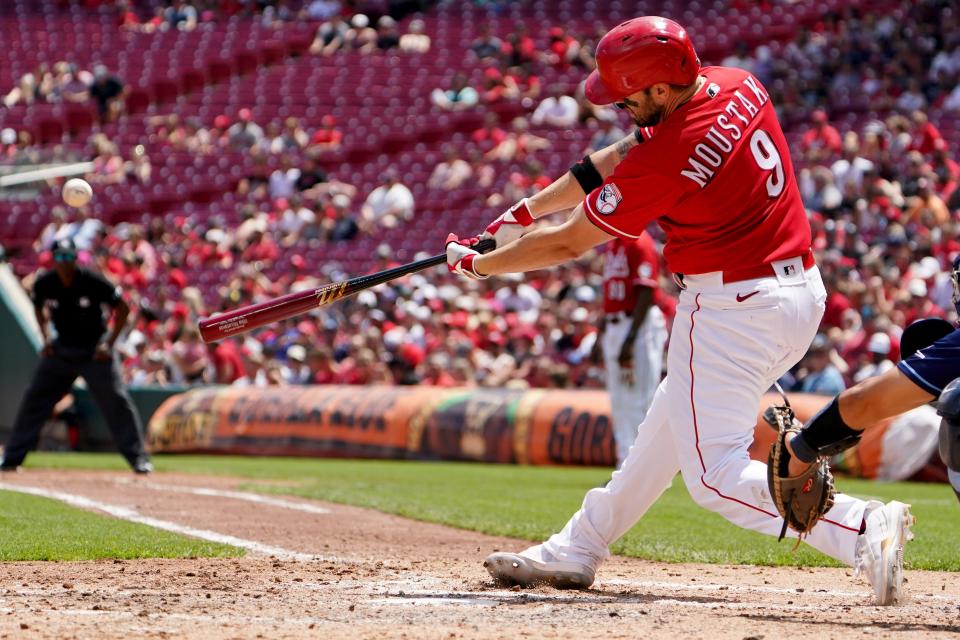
[{"x1": 62, "y1": 178, "x2": 93, "y2": 208}]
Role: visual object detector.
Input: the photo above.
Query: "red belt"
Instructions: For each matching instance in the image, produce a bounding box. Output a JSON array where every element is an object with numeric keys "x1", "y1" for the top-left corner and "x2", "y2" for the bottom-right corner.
[{"x1": 720, "y1": 250, "x2": 815, "y2": 285}]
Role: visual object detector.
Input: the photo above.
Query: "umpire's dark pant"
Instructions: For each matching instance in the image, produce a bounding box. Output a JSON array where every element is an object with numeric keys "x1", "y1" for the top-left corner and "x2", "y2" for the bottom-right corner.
[{"x1": 3, "y1": 344, "x2": 147, "y2": 468}]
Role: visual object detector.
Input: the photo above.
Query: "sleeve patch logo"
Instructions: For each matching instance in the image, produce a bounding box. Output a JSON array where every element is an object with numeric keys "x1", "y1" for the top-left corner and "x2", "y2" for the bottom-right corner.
[{"x1": 595, "y1": 183, "x2": 622, "y2": 215}]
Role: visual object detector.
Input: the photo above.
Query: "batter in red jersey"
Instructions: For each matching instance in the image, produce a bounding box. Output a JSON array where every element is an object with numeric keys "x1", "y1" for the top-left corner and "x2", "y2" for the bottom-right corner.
[
  {"x1": 446, "y1": 16, "x2": 912, "y2": 605},
  {"x1": 595, "y1": 234, "x2": 667, "y2": 467}
]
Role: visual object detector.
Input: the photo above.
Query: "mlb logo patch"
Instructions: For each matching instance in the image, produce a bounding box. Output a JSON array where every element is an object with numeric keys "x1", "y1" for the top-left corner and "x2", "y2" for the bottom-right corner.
[
  {"x1": 782, "y1": 265, "x2": 797, "y2": 277},
  {"x1": 595, "y1": 183, "x2": 622, "y2": 215},
  {"x1": 707, "y1": 83, "x2": 720, "y2": 98}
]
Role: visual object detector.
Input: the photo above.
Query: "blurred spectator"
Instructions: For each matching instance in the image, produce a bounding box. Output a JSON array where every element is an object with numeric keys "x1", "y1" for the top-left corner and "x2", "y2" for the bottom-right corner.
[
  {"x1": 480, "y1": 68, "x2": 513, "y2": 104},
  {"x1": 930, "y1": 140, "x2": 959, "y2": 202},
  {"x1": 501, "y1": 159, "x2": 550, "y2": 204},
  {"x1": 585, "y1": 117, "x2": 626, "y2": 154},
  {"x1": 852, "y1": 333, "x2": 894, "y2": 384},
  {"x1": 370, "y1": 16, "x2": 400, "y2": 52},
  {"x1": 399, "y1": 18, "x2": 430, "y2": 54},
  {"x1": 471, "y1": 112, "x2": 507, "y2": 148},
  {"x1": 469, "y1": 25, "x2": 501, "y2": 62},
  {"x1": 500, "y1": 25, "x2": 535, "y2": 67},
  {"x1": 428, "y1": 147, "x2": 472, "y2": 191},
  {"x1": 304, "y1": 0, "x2": 342, "y2": 20},
  {"x1": 171, "y1": 325, "x2": 210, "y2": 384},
  {"x1": 282, "y1": 345, "x2": 311, "y2": 384},
  {"x1": 485, "y1": 117, "x2": 550, "y2": 162},
  {"x1": 61, "y1": 64, "x2": 92, "y2": 103},
  {"x1": 89, "y1": 64, "x2": 125, "y2": 122},
  {"x1": 431, "y1": 72, "x2": 479, "y2": 111},
  {"x1": 542, "y1": 26, "x2": 579, "y2": 69},
  {"x1": 241, "y1": 226, "x2": 280, "y2": 264},
  {"x1": 344, "y1": 14, "x2": 377, "y2": 51},
  {"x1": 722, "y1": 42, "x2": 753, "y2": 72},
  {"x1": 909, "y1": 111, "x2": 944, "y2": 155},
  {"x1": 308, "y1": 115, "x2": 344, "y2": 154},
  {"x1": 361, "y1": 169, "x2": 414, "y2": 230},
  {"x1": 830, "y1": 133, "x2": 873, "y2": 194},
  {"x1": 307, "y1": 347, "x2": 340, "y2": 384},
  {"x1": 796, "y1": 334, "x2": 846, "y2": 395},
  {"x1": 310, "y1": 15, "x2": 350, "y2": 56},
  {"x1": 800, "y1": 110, "x2": 842, "y2": 162},
  {"x1": 904, "y1": 178, "x2": 950, "y2": 226},
  {"x1": 277, "y1": 196, "x2": 317, "y2": 246},
  {"x1": 504, "y1": 64, "x2": 542, "y2": 105},
  {"x1": 325, "y1": 194, "x2": 360, "y2": 241},
  {"x1": 3, "y1": 73, "x2": 37, "y2": 107},
  {"x1": 531, "y1": 85, "x2": 579, "y2": 127},
  {"x1": 165, "y1": 1, "x2": 198, "y2": 30},
  {"x1": 124, "y1": 144, "x2": 152, "y2": 185},
  {"x1": 269, "y1": 159, "x2": 300, "y2": 200},
  {"x1": 272, "y1": 117, "x2": 310, "y2": 154},
  {"x1": 228, "y1": 109, "x2": 265, "y2": 150},
  {"x1": 466, "y1": 149, "x2": 495, "y2": 189},
  {"x1": 211, "y1": 339, "x2": 245, "y2": 385},
  {"x1": 896, "y1": 79, "x2": 927, "y2": 112}
]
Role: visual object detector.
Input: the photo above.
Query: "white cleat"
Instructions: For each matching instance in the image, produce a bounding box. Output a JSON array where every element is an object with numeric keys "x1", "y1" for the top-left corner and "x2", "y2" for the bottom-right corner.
[
  {"x1": 854, "y1": 500, "x2": 915, "y2": 605},
  {"x1": 483, "y1": 551, "x2": 595, "y2": 589}
]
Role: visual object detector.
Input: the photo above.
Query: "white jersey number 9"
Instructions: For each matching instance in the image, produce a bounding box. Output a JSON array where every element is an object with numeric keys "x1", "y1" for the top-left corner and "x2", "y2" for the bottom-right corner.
[{"x1": 749, "y1": 129, "x2": 785, "y2": 198}]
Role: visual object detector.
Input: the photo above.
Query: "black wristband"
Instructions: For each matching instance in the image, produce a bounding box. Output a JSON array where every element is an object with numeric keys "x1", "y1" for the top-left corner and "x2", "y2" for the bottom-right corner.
[
  {"x1": 791, "y1": 396, "x2": 862, "y2": 462},
  {"x1": 569, "y1": 154, "x2": 603, "y2": 194}
]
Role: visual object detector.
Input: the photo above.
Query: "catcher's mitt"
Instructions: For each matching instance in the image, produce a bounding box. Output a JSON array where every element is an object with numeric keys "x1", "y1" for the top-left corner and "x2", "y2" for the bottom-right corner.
[{"x1": 764, "y1": 405, "x2": 836, "y2": 542}]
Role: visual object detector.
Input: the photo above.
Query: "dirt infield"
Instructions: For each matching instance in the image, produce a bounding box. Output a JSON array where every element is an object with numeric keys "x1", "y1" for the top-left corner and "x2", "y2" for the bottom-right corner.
[{"x1": 1, "y1": 470, "x2": 959, "y2": 639}]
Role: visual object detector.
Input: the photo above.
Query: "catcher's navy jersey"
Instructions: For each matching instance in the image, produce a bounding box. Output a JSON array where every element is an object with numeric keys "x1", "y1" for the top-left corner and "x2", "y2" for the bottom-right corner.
[{"x1": 898, "y1": 327, "x2": 960, "y2": 395}]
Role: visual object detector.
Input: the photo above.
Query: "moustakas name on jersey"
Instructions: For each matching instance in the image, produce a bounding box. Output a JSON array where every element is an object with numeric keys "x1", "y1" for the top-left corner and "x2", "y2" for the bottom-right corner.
[{"x1": 583, "y1": 66, "x2": 811, "y2": 278}]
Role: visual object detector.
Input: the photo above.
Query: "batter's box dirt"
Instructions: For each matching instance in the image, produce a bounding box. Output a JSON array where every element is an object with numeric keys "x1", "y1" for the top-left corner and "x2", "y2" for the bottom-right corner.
[{"x1": 1, "y1": 470, "x2": 958, "y2": 639}]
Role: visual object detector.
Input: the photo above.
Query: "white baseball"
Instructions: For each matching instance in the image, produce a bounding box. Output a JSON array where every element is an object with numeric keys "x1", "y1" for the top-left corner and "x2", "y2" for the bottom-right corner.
[{"x1": 63, "y1": 178, "x2": 93, "y2": 208}]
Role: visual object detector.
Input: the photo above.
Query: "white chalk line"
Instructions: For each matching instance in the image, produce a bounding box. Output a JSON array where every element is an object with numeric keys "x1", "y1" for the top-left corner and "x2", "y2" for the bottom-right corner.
[
  {"x1": 0, "y1": 484, "x2": 336, "y2": 563},
  {"x1": 115, "y1": 479, "x2": 331, "y2": 515}
]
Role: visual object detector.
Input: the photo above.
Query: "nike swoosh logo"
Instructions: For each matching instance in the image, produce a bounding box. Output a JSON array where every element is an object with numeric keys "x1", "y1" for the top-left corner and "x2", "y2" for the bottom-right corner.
[{"x1": 736, "y1": 291, "x2": 760, "y2": 302}]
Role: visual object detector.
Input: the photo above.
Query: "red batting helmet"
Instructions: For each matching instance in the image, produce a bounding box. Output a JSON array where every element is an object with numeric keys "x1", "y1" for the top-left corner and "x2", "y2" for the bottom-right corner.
[{"x1": 585, "y1": 16, "x2": 700, "y2": 105}]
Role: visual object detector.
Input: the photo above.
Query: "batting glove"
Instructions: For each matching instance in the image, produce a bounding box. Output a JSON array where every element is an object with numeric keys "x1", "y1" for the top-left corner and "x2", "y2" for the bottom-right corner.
[
  {"x1": 446, "y1": 233, "x2": 488, "y2": 280},
  {"x1": 481, "y1": 198, "x2": 534, "y2": 248}
]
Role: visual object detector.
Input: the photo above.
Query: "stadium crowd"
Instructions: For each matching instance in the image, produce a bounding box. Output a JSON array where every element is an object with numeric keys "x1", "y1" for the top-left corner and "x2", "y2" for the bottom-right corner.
[{"x1": 3, "y1": 0, "x2": 960, "y2": 395}]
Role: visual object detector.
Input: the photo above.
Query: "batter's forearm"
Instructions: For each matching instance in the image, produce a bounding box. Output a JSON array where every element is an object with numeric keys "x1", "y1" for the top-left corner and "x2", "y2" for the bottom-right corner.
[
  {"x1": 474, "y1": 226, "x2": 585, "y2": 275},
  {"x1": 526, "y1": 132, "x2": 641, "y2": 218}
]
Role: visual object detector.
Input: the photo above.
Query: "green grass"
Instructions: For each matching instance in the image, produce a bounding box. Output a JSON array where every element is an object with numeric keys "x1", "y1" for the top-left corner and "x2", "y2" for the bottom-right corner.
[
  {"x1": 21, "y1": 452, "x2": 960, "y2": 570},
  {"x1": 0, "y1": 489, "x2": 243, "y2": 561}
]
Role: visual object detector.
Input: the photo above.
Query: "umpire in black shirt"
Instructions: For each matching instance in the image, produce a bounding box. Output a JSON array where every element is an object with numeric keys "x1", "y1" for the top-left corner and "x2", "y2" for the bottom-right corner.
[{"x1": 0, "y1": 238, "x2": 152, "y2": 474}]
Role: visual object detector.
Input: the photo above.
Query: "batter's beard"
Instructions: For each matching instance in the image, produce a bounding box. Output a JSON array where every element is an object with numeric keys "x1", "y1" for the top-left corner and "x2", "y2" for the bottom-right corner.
[{"x1": 632, "y1": 107, "x2": 664, "y2": 127}]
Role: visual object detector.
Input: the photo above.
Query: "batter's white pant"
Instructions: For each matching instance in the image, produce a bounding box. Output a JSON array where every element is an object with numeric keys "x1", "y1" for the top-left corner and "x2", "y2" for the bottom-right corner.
[
  {"x1": 540, "y1": 262, "x2": 868, "y2": 569},
  {"x1": 603, "y1": 307, "x2": 667, "y2": 466}
]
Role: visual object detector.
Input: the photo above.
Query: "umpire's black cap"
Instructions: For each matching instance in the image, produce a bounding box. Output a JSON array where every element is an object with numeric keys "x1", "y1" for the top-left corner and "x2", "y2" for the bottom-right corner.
[{"x1": 51, "y1": 237, "x2": 77, "y2": 260}]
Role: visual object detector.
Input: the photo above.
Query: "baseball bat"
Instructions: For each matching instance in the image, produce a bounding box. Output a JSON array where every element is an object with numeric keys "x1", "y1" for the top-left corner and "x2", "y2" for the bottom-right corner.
[{"x1": 198, "y1": 238, "x2": 496, "y2": 343}]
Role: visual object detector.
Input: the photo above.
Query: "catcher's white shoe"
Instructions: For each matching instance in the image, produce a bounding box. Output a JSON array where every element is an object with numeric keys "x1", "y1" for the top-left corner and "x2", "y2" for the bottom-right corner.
[
  {"x1": 854, "y1": 500, "x2": 915, "y2": 605},
  {"x1": 484, "y1": 547, "x2": 595, "y2": 589}
]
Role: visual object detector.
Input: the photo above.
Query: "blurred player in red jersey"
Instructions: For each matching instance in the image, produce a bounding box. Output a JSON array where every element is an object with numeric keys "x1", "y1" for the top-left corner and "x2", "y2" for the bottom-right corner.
[
  {"x1": 447, "y1": 17, "x2": 912, "y2": 605},
  {"x1": 594, "y1": 234, "x2": 666, "y2": 467}
]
